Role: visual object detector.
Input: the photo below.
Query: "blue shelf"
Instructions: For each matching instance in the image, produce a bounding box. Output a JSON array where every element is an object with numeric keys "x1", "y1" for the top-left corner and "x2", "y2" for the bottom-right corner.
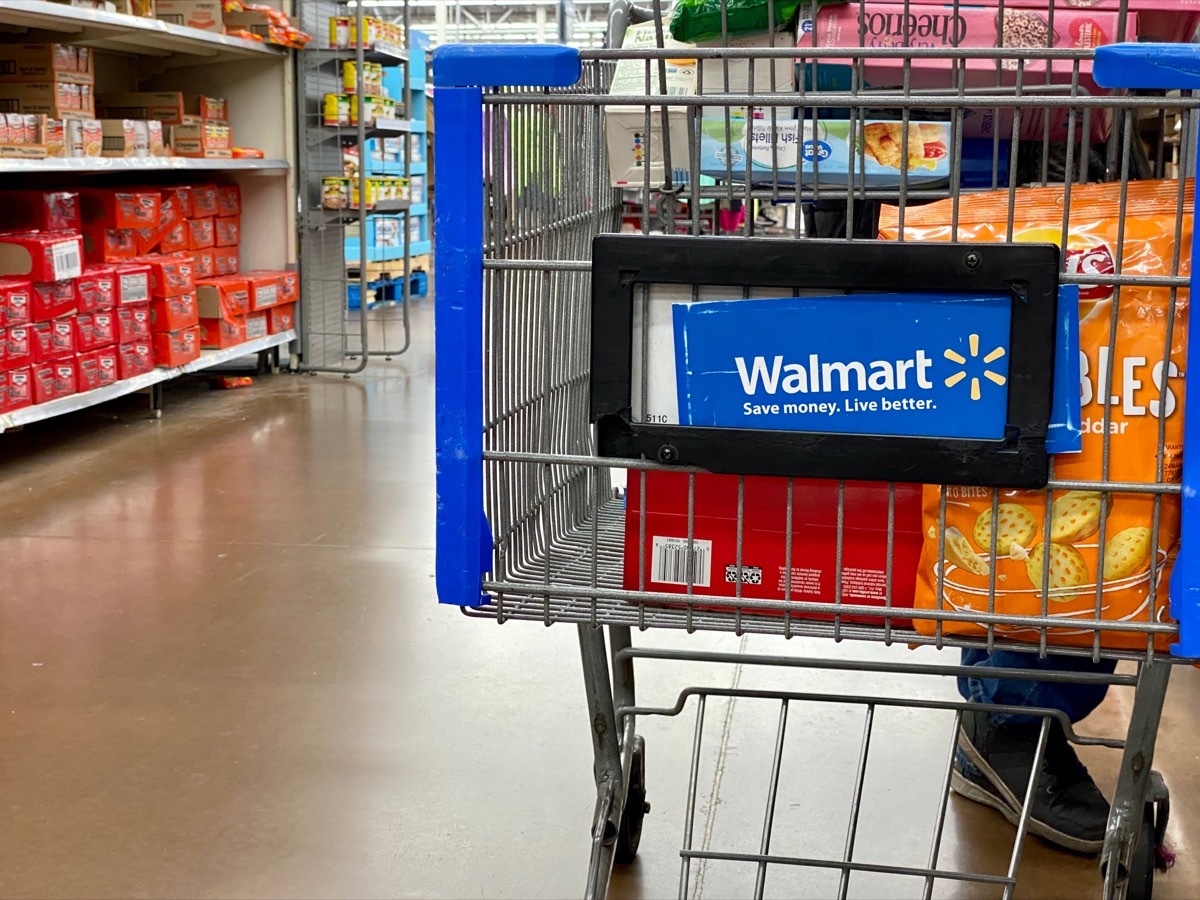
[
  {"x1": 408, "y1": 160, "x2": 427, "y2": 175},
  {"x1": 346, "y1": 240, "x2": 432, "y2": 264},
  {"x1": 409, "y1": 202, "x2": 427, "y2": 217}
]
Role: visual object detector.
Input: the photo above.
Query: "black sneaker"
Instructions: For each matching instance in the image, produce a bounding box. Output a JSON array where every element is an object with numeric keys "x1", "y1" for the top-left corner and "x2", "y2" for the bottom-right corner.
[{"x1": 950, "y1": 709, "x2": 1109, "y2": 854}]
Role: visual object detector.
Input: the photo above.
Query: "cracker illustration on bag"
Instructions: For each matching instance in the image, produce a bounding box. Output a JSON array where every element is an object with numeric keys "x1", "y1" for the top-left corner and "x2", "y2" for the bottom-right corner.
[
  {"x1": 943, "y1": 525, "x2": 990, "y2": 576},
  {"x1": 879, "y1": 180, "x2": 1190, "y2": 650}
]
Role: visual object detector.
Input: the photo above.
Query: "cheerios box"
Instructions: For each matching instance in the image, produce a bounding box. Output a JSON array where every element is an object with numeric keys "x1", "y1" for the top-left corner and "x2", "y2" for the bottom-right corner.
[{"x1": 698, "y1": 117, "x2": 951, "y2": 187}]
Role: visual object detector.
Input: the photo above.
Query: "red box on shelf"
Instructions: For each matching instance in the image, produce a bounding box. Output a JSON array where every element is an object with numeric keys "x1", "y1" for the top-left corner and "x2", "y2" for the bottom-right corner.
[
  {"x1": 163, "y1": 186, "x2": 193, "y2": 219},
  {"x1": 30, "y1": 280, "x2": 76, "y2": 322},
  {"x1": 190, "y1": 184, "x2": 219, "y2": 218},
  {"x1": 214, "y1": 215, "x2": 240, "y2": 247},
  {"x1": 115, "y1": 302, "x2": 151, "y2": 344},
  {"x1": 186, "y1": 217, "x2": 214, "y2": 250},
  {"x1": 0, "y1": 365, "x2": 32, "y2": 413},
  {"x1": 149, "y1": 292, "x2": 198, "y2": 333},
  {"x1": 213, "y1": 247, "x2": 239, "y2": 276},
  {"x1": 244, "y1": 272, "x2": 282, "y2": 310},
  {"x1": 78, "y1": 187, "x2": 161, "y2": 229},
  {"x1": 3, "y1": 190, "x2": 81, "y2": 231},
  {"x1": 623, "y1": 472, "x2": 925, "y2": 625},
  {"x1": 73, "y1": 310, "x2": 115, "y2": 351},
  {"x1": 158, "y1": 191, "x2": 183, "y2": 230},
  {"x1": 196, "y1": 276, "x2": 250, "y2": 318},
  {"x1": 245, "y1": 311, "x2": 268, "y2": 340},
  {"x1": 152, "y1": 325, "x2": 201, "y2": 367},
  {"x1": 133, "y1": 225, "x2": 162, "y2": 257},
  {"x1": 216, "y1": 184, "x2": 241, "y2": 217},
  {"x1": 82, "y1": 225, "x2": 137, "y2": 264},
  {"x1": 198, "y1": 316, "x2": 246, "y2": 349},
  {"x1": 116, "y1": 339, "x2": 153, "y2": 379},
  {"x1": 76, "y1": 346, "x2": 118, "y2": 390},
  {"x1": 31, "y1": 319, "x2": 74, "y2": 362},
  {"x1": 0, "y1": 277, "x2": 32, "y2": 327},
  {"x1": 189, "y1": 247, "x2": 216, "y2": 278},
  {"x1": 0, "y1": 231, "x2": 83, "y2": 282},
  {"x1": 76, "y1": 264, "x2": 115, "y2": 312},
  {"x1": 160, "y1": 220, "x2": 187, "y2": 254},
  {"x1": 32, "y1": 358, "x2": 76, "y2": 403},
  {"x1": 267, "y1": 302, "x2": 295, "y2": 335},
  {"x1": 113, "y1": 263, "x2": 151, "y2": 306},
  {"x1": 4, "y1": 325, "x2": 31, "y2": 370},
  {"x1": 134, "y1": 254, "x2": 194, "y2": 298}
]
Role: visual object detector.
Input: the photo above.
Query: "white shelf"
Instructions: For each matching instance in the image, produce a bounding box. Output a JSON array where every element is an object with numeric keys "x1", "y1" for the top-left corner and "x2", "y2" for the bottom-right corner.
[
  {"x1": 0, "y1": 1, "x2": 284, "y2": 65},
  {"x1": 0, "y1": 157, "x2": 290, "y2": 175},
  {"x1": 0, "y1": 330, "x2": 296, "y2": 434}
]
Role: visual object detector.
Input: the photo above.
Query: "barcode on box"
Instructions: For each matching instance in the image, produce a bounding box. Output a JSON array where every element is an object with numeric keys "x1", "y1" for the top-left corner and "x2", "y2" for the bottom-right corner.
[
  {"x1": 650, "y1": 536, "x2": 712, "y2": 587},
  {"x1": 51, "y1": 240, "x2": 82, "y2": 280}
]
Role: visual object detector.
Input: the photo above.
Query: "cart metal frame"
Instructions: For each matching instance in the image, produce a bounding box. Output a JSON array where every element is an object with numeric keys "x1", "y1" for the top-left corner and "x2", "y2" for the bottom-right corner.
[{"x1": 432, "y1": 4, "x2": 1200, "y2": 896}]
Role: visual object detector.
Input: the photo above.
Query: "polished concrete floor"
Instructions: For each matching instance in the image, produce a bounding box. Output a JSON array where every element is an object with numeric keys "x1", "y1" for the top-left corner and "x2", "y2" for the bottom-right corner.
[{"x1": 1, "y1": 304, "x2": 1198, "y2": 899}]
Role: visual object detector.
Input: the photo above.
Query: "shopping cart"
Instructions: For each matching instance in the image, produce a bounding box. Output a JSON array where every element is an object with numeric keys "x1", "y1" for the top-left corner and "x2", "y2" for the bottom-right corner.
[{"x1": 432, "y1": 3, "x2": 1200, "y2": 897}]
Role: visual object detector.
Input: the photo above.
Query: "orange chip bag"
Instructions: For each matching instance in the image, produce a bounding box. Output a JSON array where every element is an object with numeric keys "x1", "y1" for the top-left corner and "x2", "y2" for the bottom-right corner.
[{"x1": 879, "y1": 179, "x2": 1192, "y2": 651}]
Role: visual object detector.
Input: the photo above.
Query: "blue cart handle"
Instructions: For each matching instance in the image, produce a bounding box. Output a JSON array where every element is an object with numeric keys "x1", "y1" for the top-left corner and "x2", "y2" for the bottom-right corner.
[{"x1": 1095, "y1": 44, "x2": 1200, "y2": 657}]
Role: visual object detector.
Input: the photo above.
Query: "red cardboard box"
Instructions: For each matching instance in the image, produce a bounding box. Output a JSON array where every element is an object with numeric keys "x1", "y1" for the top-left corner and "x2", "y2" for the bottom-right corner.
[
  {"x1": 113, "y1": 263, "x2": 151, "y2": 306},
  {"x1": 32, "y1": 358, "x2": 76, "y2": 403},
  {"x1": 4, "y1": 324, "x2": 31, "y2": 370},
  {"x1": 159, "y1": 220, "x2": 187, "y2": 255},
  {"x1": 186, "y1": 217, "x2": 214, "y2": 250},
  {"x1": 73, "y1": 310, "x2": 115, "y2": 351},
  {"x1": 30, "y1": 280, "x2": 76, "y2": 322},
  {"x1": 152, "y1": 325, "x2": 201, "y2": 367},
  {"x1": 31, "y1": 319, "x2": 74, "y2": 362},
  {"x1": 3, "y1": 190, "x2": 81, "y2": 231},
  {"x1": 278, "y1": 270, "x2": 298, "y2": 304},
  {"x1": 196, "y1": 276, "x2": 250, "y2": 318},
  {"x1": 213, "y1": 247, "x2": 239, "y2": 276},
  {"x1": 245, "y1": 310, "x2": 268, "y2": 340},
  {"x1": 116, "y1": 339, "x2": 153, "y2": 379},
  {"x1": 623, "y1": 472, "x2": 924, "y2": 625},
  {"x1": 0, "y1": 365, "x2": 32, "y2": 413},
  {"x1": 81, "y1": 225, "x2": 137, "y2": 264},
  {"x1": 135, "y1": 254, "x2": 194, "y2": 298},
  {"x1": 0, "y1": 277, "x2": 32, "y2": 327},
  {"x1": 115, "y1": 302, "x2": 151, "y2": 344},
  {"x1": 162, "y1": 186, "x2": 193, "y2": 220},
  {"x1": 190, "y1": 184, "x2": 218, "y2": 218},
  {"x1": 267, "y1": 302, "x2": 295, "y2": 335},
  {"x1": 75, "y1": 346, "x2": 118, "y2": 390},
  {"x1": 244, "y1": 272, "x2": 281, "y2": 310},
  {"x1": 189, "y1": 247, "x2": 215, "y2": 278},
  {"x1": 214, "y1": 215, "x2": 240, "y2": 248},
  {"x1": 133, "y1": 225, "x2": 161, "y2": 257},
  {"x1": 216, "y1": 184, "x2": 241, "y2": 217},
  {"x1": 198, "y1": 316, "x2": 246, "y2": 349},
  {"x1": 157, "y1": 190, "x2": 183, "y2": 230},
  {"x1": 78, "y1": 187, "x2": 161, "y2": 229},
  {"x1": 149, "y1": 292, "x2": 198, "y2": 333},
  {"x1": 0, "y1": 231, "x2": 83, "y2": 282},
  {"x1": 76, "y1": 264, "x2": 115, "y2": 312}
]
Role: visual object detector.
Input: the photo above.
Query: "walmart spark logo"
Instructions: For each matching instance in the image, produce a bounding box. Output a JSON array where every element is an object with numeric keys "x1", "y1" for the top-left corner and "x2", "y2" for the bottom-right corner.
[{"x1": 943, "y1": 334, "x2": 1006, "y2": 401}]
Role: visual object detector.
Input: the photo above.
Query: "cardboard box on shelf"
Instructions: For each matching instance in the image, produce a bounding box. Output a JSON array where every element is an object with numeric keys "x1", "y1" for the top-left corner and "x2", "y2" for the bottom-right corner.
[
  {"x1": 98, "y1": 119, "x2": 143, "y2": 158},
  {"x1": 79, "y1": 187, "x2": 161, "y2": 229},
  {"x1": 244, "y1": 272, "x2": 280, "y2": 310},
  {"x1": 213, "y1": 247, "x2": 239, "y2": 276},
  {"x1": 76, "y1": 265, "x2": 116, "y2": 312},
  {"x1": 115, "y1": 302, "x2": 151, "y2": 344},
  {"x1": 0, "y1": 231, "x2": 83, "y2": 282},
  {"x1": 160, "y1": 220, "x2": 188, "y2": 255},
  {"x1": 31, "y1": 319, "x2": 75, "y2": 363},
  {"x1": 214, "y1": 215, "x2": 240, "y2": 248},
  {"x1": 162, "y1": 185, "x2": 193, "y2": 219},
  {"x1": 32, "y1": 358, "x2": 76, "y2": 403},
  {"x1": 190, "y1": 247, "x2": 215, "y2": 278},
  {"x1": 198, "y1": 315, "x2": 245, "y2": 349},
  {"x1": 186, "y1": 217, "x2": 214, "y2": 250},
  {"x1": 99, "y1": 91, "x2": 226, "y2": 125},
  {"x1": 244, "y1": 310, "x2": 268, "y2": 340},
  {"x1": 149, "y1": 292, "x2": 198, "y2": 333},
  {"x1": 156, "y1": 0, "x2": 224, "y2": 33},
  {"x1": 75, "y1": 346, "x2": 119, "y2": 391},
  {"x1": 215, "y1": 185, "x2": 240, "y2": 217},
  {"x1": 171, "y1": 120, "x2": 232, "y2": 158},
  {"x1": 267, "y1": 302, "x2": 295, "y2": 335},
  {"x1": 196, "y1": 276, "x2": 249, "y2": 319},
  {"x1": 116, "y1": 339, "x2": 154, "y2": 379},
  {"x1": 0, "y1": 277, "x2": 32, "y2": 327},
  {"x1": 73, "y1": 310, "x2": 116, "y2": 351},
  {"x1": 151, "y1": 325, "x2": 201, "y2": 367},
  {"x1": 4, "y1": 324, "x2": 31, "y2": 370},
  {"x1": 0, "y1": 43, "x2": 94, "y2": 85},
  {"x1": 0, "y1": 365, "x2": 32, "y2": 413},
  {"x1": 135, "y1": 254, "x2": 194, "y2": 298},
  {"x1": 190, "y1": 184, "x2": 218, "y2": 218},
  {"x1": 2, "y1": 191, "x2": 80, "y2": 232},
  {"x1": 30, "y1": 280, "x2": 76, "y2": 322},
  {"x1": 82, "y1": 225, "x2": 137, "y2": 264},
  {"x1": 0, "y1": 81, "x2": 94, "y2": 119},
  {"x1": 113, "y1": 263, "x2": 151, "y2": 306}
]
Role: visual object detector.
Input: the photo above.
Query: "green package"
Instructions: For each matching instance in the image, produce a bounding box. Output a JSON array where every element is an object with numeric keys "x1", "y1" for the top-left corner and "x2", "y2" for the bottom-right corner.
[{"x1": 668, "y1": 0, "x2": 840, "y2": 44}]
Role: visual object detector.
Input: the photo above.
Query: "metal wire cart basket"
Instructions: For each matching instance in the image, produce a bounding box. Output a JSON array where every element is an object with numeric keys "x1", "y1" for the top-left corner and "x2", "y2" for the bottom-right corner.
[{"x1": 433, "y1": 2, "x2": 1200, "y2": 896}]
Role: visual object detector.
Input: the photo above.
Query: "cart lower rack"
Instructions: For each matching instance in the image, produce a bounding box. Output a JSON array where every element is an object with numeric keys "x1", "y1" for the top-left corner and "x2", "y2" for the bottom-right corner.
[{"x1": 433, "y1": 11, "x2": 1200, "y2": 897}]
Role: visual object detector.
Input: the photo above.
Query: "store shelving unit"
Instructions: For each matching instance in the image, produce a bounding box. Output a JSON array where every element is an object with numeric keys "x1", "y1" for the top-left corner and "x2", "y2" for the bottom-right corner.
[
  {"x1": 296, "y1": 0, "x2": 415, "y2": 373},
  {"x1": 0, "y1": 2, "x2": 298, "y2": 431}
]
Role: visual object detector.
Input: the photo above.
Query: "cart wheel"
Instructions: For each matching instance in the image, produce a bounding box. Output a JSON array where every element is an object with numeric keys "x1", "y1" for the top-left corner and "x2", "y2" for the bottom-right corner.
[
  {"x1": 615, "y1": 736, "x2": 647, "y2": 865},
  {"x1": 1126, "y1": 803, "x2": 1158, "y2": 900}
]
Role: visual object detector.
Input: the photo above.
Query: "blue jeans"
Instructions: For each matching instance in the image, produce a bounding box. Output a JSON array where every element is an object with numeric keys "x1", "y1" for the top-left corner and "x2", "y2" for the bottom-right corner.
[{"x1": 959, "y1": 649, "x2": 1117, "y2": 727}]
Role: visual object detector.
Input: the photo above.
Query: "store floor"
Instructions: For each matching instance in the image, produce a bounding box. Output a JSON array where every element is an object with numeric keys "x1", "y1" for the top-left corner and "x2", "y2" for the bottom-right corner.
[{"x1": 1, "y1": 303, "x2": 1197, "y2": 899}]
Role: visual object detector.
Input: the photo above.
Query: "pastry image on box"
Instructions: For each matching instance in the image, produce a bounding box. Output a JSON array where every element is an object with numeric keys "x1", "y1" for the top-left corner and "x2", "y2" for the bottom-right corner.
[{"x1": 862, "y1": 122, "x2": 948, "y2": 171}]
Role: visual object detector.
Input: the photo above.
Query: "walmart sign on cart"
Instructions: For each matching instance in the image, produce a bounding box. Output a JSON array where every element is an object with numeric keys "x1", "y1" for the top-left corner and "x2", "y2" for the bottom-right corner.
[{"x1": 671, "y1": 293, "x2": 1013, "y2": 440}]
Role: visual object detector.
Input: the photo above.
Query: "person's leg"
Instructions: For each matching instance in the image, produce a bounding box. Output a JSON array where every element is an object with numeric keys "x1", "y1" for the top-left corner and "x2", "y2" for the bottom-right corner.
[{"x1": 952, "y1": 648, "x2": 1116, "y2": 854}]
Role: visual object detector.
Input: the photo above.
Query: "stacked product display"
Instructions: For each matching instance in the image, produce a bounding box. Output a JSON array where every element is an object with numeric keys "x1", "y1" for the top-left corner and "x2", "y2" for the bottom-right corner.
[{"x1": 0, "y1": 186, "x2": 295, "y2": 414}]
